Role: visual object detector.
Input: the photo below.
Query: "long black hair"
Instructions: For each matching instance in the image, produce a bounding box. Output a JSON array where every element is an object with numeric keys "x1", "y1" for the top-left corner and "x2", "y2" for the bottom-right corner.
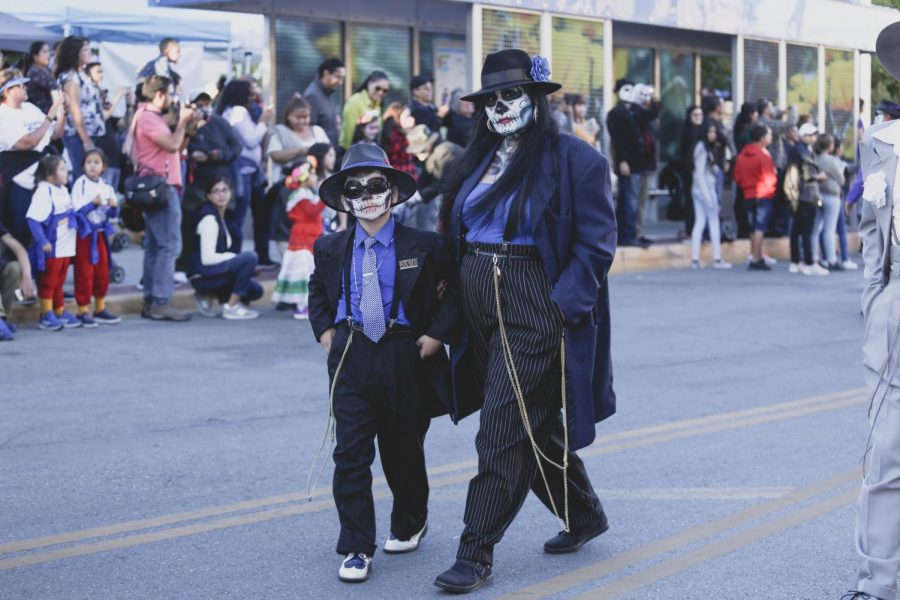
[
  {"x1": 21, "y1": 41, "x2": 47, "y2": 74},
  {"x1": 54, "y1": 36, "x2": 89, "y2": 78},
  {"x1": 355, "y1": 70, "x2": 389, "y2": 94},
  {"x1": 439, "y1": 89, "x2": 558, "y2": 232},
  {"x1": 215, "y1": 79, "x2": 251, "y2": 115}
]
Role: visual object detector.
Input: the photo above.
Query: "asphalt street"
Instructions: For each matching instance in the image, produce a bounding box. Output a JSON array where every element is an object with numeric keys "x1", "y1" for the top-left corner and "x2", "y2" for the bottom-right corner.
[{"x1": 0, "y1": 261, "x2": 871, "y2": 599}]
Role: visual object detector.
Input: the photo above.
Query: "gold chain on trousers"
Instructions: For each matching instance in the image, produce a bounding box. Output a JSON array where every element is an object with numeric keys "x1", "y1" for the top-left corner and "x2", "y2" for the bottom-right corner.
[{"x1": 492, "y1": 254, "x2": 570, "y2": 532}]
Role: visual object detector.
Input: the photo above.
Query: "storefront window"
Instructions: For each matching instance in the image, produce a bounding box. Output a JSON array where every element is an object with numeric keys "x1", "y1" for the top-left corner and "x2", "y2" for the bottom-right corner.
[
  {"x1": 825, "y1": 48, "x2": 855, "y2": 159},
  {"x1": 481, "y1": 8, "x2": 540, "y2": 61},
  {"x1": 613, "y1": 47, "x2": 653, "y2": 85},
  {"x1": 659, "y1": 50, "x2": 695, "y2": 163},
  {"x1": 787, "y1": 44, "x2": 819, "y2": 122},
  {"x1": 273, "y1": 19, "x2": 342, "y2": 117},
  {"x1": 744, "y1": 39, "x2": 779, "y2": 109},
  {"x1": 348, "y1": 23, "x2": 411, "y2": 106},
  {"x1": 552, "y1": 17, "x2": 605, "y2": 124},
  {"x1": 420, "y1": 32, "x2": 467, "y2": 107}
]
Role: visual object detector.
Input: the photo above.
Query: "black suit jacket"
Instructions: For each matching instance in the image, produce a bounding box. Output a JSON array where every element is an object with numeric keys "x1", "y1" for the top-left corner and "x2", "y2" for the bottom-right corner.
[{"x1": 308, "y1": 221, "x2": 460, "y2": 418}]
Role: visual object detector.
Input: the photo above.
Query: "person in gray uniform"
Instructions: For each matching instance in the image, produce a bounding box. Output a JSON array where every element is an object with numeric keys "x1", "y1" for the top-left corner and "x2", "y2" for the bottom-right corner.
[{"x1": 846, "y1": 21, "x2": 900, "y2": 600}]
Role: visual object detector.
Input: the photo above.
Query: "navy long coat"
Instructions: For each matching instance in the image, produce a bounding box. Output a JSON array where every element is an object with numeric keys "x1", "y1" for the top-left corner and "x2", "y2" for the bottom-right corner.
[{"x1": 447, "y1": 133, "x2": 618, "y2": 450}]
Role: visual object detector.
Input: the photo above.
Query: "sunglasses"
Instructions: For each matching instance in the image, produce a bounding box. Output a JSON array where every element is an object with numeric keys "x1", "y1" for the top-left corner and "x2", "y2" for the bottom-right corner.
[
  {"x1": 483, "y1": 87, "x2": 524, "y2": 108},
  {"x1": 343, "y1": 178, "x2": 390, "y2": 199}
]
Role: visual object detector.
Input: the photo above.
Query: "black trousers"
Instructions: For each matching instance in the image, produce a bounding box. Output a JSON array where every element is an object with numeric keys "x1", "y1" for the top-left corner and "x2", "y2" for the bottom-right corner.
[
  {"x1": 456, "y1": 251, "x2": 604, "y2": 566},
  {"x1": 328, "y1": 324, "x2": 430, "y2": 556},
  {"x1": 790, "y1": 202, "x2": 816, "y2": 265}
]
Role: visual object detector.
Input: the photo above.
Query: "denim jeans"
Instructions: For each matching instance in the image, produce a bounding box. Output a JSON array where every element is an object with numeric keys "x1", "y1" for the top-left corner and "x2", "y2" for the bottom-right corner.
[
  {"x1": 7, "y1": 183, "x2": 34, "y2": 245},
  {"x1": 63, "y1": 134, "x2": 86, "y2": 182},
  {"x1": 191, "y1": 251, "x2": 262, "y2": 304},
  {"x1": 836, "y1": 201, "x2": 849, "y2": 262},
  {"x1": 616, "y1": 174, "x2": 639, "y2": 246},
  {"x1": 142, "y1": 186, "x2": 182, "y2": 305},
  {"x1": 813, "y1": 193, "x2": 840, "y2": 264}
]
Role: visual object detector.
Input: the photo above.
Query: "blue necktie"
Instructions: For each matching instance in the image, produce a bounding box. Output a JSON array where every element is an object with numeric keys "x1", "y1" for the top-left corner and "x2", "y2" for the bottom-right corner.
[{"x1": 360, "y1": 236, "x2": 386, "y2": 342}]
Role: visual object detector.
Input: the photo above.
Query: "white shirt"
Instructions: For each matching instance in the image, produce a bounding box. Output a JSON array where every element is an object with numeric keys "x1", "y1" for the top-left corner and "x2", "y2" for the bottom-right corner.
[
  {"x1": 196, "y1": 214, "x2": 236, "y2": 266},
  {"x1": 26, "y1": 181, "x2": 76, "y2": 258},
  {"x1": 872, "y1": 121, "x2": 900, "y2": 243},
  {"x1": 71, "y1": 175, "x2": 117, "y2": 227},
  {"x1": 0, "y1": 102, "x2": 53, "y2": 190}
]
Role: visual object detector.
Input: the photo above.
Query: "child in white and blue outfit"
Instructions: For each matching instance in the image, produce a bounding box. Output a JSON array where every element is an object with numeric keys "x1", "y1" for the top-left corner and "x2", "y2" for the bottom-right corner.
[{"x1": 71, "y1": 148, "x2": 121, "y2": 327}]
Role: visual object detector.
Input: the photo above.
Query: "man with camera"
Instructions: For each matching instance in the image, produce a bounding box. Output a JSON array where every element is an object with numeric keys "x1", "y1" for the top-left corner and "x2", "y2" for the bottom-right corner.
[{"x1": 129, "y1": 75, "x2": 193, "y2": 321}]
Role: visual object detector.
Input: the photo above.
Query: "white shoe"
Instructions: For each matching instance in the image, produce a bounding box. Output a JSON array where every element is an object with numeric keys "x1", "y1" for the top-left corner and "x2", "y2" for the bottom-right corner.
[
  {"x1": 712, "y1": 259, "x2": 732, "y2": 270},
  {"x1": 788, "y1": 263, "x2": 800, "y2": 274},
  {"x1": 384, "y1": 522, "x2": 427, "y2": 554},
  {"x1": 223, "y1": 302, "x2": 259, "y2": 320},
  {"x1": 763, "y1": 254, "x2": 777, "y2": 267},
  {"x1": 338, "y1": 552, "x2": 372, "y2": 582},
  {"x1": 802, "y1": 264, "x2": 829, "y2": 277},
  {"x1": 691, "y1": 260, "x2": 703, "y2": 270},
  {"x1": 842, "y1": 260, "x2": 859, "y2": 270},
  {"x1": 173, "y1": 271, "x2": 188, "y2": 284},
  {"x1": 193, "y1": 292, "x2": 219, "y2": 318}
]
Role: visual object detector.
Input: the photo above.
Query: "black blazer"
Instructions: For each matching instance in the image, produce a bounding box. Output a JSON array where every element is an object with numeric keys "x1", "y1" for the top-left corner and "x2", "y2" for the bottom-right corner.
[{"x1": 308, "y1": 221, "x2": 460, "y2": 417}]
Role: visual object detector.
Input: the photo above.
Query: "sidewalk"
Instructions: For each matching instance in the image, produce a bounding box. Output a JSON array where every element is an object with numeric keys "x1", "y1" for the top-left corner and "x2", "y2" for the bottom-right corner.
[{"x1": 6, "y1": 222, "x2": 861, "y2": 323}]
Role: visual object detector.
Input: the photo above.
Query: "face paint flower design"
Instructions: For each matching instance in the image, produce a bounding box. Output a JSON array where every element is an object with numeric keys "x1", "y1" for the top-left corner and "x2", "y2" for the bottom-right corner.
[{"x1": 485, "y1": 87, "x2": 534, "y2": 137}]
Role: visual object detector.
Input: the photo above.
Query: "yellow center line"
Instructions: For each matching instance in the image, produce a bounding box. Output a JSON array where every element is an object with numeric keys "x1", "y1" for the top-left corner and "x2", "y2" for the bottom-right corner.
[
  {"x1": 576, "y1": 488, "x2": 859, "y2": 599},
  {"x1": 497, "y1": 470, "x2": 858, "y2": 599},
  {"x1": 0, "y1": 389, "x2": 863, "y2": 568}
]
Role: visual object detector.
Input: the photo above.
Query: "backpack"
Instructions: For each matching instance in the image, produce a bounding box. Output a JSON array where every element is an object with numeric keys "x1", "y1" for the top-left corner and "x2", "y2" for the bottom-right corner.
[{"x1": 783, "y1": 163, "x2": 801, "y2": 211}]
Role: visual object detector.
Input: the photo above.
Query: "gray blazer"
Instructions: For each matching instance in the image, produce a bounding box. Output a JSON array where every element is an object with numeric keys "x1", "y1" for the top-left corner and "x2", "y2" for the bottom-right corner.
[{"x1": 859, "y1": 120, "x2": 900, "y2": 321}]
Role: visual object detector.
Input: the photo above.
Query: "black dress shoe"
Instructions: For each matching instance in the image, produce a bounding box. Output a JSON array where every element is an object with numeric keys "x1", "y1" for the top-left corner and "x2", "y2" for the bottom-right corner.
[
  {"x1": 544, "y1": 514, "x2": 609, "y2": 554},
  {"x1": 434, "y1": 559, "x2": 492, "y2": 594}
]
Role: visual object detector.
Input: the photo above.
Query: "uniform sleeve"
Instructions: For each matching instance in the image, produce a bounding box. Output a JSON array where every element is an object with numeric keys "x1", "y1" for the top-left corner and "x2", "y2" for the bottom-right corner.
[
  {"x1": 25, "y1": 184, "x2": 52, "y2": 222},
  {"x1": 71, "y1": 176, "x2": 91, "y2": 211}
]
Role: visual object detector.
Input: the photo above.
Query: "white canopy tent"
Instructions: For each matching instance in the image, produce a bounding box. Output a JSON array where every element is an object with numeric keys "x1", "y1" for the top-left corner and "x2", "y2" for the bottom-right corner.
[{"x1": 0, "y1": 11, "x2": 62, "y2": 52}]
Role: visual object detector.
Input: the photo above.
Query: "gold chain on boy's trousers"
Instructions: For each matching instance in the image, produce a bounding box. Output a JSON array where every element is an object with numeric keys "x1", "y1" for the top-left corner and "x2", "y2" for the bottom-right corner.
[
  {"x1": 306, "y1": 329, "x2": 355, "y2": 501},
  {"x1": 492, "y1": 254, "x2": 570, "y2": 532}
]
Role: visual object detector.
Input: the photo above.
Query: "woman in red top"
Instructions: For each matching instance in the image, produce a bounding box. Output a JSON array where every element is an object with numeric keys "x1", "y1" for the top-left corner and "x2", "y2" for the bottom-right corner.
[{"x1": 272, "y1": 157, "x2": 325, "y2": 319}]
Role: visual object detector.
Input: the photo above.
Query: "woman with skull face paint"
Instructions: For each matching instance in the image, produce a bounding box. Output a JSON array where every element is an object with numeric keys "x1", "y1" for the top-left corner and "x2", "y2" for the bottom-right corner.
[{"x1": 434, "y1": 49, "x2": 618, "y2": 594}]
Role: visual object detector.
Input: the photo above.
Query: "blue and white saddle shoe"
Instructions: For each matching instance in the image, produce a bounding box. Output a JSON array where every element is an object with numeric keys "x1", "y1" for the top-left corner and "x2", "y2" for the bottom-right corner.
[
  {"x1": 383, "y1": 522, "x2": 427, "y2": 554},
  {"x1": 338, "y1": 552, "x2": 372, "y2": 582}
]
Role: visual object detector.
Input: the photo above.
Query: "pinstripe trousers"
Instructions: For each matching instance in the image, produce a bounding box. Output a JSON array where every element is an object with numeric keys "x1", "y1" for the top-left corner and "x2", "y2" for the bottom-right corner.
[{"x1": 456, "y1": 251, "x2": 604, "y2": 566}]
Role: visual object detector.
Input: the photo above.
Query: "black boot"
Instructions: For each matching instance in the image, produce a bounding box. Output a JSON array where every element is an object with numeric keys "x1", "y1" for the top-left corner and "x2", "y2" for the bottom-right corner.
[
  {"x1": 543, "y1": 513, "x2": 609, "y2": 554},
  {"x1": 434, "y1": 559, "x2": 492, "y2": 594}
]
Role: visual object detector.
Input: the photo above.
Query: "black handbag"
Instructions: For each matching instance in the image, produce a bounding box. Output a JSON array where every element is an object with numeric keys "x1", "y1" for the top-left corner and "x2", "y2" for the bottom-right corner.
[
  {"x1": 122, "y1": 106, "x2": 171, "y2": 211},
  {"x1": 123, "y1": 174, "x2": 170, "y2": 210}
]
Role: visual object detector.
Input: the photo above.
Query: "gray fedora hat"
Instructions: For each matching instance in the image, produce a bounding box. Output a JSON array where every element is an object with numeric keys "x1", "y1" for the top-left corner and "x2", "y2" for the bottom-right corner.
[
  {"x1": 877, "y1": 21, "x2": 900, "y2": 81},
  {"x1": 318, "y1": 143, "x2": 418, "y2": 213}
]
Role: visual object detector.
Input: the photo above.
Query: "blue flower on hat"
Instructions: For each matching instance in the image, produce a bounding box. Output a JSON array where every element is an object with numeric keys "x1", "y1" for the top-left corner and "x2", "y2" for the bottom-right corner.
[{"x1": 530, "y1": 56, "x2": 551, "y2": 83}]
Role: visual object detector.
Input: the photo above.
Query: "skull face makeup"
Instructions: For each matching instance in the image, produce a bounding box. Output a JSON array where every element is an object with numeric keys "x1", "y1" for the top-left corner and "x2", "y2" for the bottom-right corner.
[
  {"x1": 484, "y1": 87, "x2": 534, "y2": 136},
  {"x1": 341, "y1": 169, "x2": 396, "y2": 222},
  {"x1": 635, "y1": 84, "x2": 654, "y2": 107},
  {"x1": 617, "y1": 83, "x2": 636, "y2": 104}
]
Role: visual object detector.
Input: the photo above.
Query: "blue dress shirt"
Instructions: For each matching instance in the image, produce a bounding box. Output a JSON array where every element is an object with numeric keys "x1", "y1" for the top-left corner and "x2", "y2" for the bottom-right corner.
[
  {"x1": 334, "y1": 218, "x2": 409, "y2": 326},
  {"x1": 462, "y1": 182, "x2": 534, "y2": 244}
]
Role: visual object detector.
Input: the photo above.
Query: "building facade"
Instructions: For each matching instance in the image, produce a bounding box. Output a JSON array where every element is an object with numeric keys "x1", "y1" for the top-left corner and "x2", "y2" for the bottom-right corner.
[{"x1": 159, "y1": 0, "x2": 897, "y2": 159}]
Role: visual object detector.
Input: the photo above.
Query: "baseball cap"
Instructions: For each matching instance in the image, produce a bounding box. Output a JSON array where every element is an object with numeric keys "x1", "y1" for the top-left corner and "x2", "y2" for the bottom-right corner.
[{"x1": 798, "y1": 123, "x2": 818, "y2": 136}]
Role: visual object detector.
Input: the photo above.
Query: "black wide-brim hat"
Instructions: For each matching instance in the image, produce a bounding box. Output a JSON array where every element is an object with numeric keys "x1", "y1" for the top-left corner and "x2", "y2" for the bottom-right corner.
[
  {"x1": 877, "y1": 21, "x2": 900, "y2": 81},
  {"x1": 318, "y1": 143, "x2": 418, "y2": 213},
  {"x1": 461, "y1": 48, "x2": 561, "y2": 102}
]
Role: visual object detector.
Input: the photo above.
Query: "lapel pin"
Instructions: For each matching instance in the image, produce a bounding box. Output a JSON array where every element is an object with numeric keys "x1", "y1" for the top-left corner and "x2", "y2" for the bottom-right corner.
[{"x1": 399, "y1": 258, "x2": 419, "y2": 270}]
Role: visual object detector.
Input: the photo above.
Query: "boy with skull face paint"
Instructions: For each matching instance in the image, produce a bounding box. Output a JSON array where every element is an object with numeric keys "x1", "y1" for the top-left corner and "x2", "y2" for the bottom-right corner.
[{"x1": 306, "y1": 143, "x2": 460, "y2": 584}]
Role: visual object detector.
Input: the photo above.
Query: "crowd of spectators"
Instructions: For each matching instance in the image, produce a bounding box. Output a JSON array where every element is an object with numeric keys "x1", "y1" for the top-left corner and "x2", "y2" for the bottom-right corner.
[{"x1": 0, "y1": 32, "x2": 874, "y2": 341}]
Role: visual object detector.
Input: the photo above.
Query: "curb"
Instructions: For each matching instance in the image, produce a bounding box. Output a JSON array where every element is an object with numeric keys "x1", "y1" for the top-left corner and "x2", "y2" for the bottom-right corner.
[{"x1": 8, "y1": 232, "x2": 859, "y2": 323}]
